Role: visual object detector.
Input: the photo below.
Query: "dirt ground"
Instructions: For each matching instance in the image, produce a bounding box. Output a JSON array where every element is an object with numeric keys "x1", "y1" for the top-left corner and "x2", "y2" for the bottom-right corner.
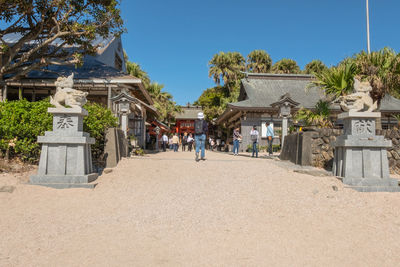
[{"x1": 1, "y1": 151, "x2": 400, "y2": 266}]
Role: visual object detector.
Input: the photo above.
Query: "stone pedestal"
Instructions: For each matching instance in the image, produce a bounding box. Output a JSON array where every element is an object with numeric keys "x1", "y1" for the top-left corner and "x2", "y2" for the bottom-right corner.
[
  {"x1": 30, "y1": 107, "x2": 98, "y2": 188},
  {"x1": 332, "y1": 111, "x2": 399, "y2": 192}
]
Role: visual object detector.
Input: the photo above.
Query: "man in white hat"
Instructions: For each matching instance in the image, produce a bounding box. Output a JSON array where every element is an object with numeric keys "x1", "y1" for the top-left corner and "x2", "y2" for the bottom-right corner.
[{"x1": 194, "y1": 112, "x2": 208, "y2": 161}]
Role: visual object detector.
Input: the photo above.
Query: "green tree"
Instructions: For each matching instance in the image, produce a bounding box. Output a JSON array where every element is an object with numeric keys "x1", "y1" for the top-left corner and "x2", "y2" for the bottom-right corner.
[
  {"x1": 272, "y1": 59, "x2": 301, "y2": 74},
  {"x1": 208, "y1": 51, "x2": 245, "y2": 92},
  {"x1": 0, "y1": 0, "x2": 124, "y2": 80},
  {"x1": 353, "y1": 48, "x2": 400, "y2": 102},
  {"x1": 247, "y1": 50, "x2": 272, "y2": 73},
  {"x1": 147, "y1": 82, "x2": 181, "y2": 126},
  {"x1": 195, "y1": 86, "x2": 229, "y2": 120},
  {"x1": 311, "y1": 62, "x2": 358, "y2": 98},
  {"x1": 304, "y1": 60, "x2": 328, "y2": 75},
  {"x1": 294, "y1": 100, "x2": 332, "y2": 128},
  {"x1": 126, "y1": 61, "x2": 150, "y2": 88}
]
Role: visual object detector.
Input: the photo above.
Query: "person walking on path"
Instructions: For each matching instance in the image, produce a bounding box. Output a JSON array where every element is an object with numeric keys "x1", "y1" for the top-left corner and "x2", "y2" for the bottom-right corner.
[
  {"x1": 250, "y1": 125, "x2": 259, "y2": 158},
  {"x1": 194, "y1": 112, "x2": 208, "y2": 162},
  {"x1": 265, "y1": 122, "x2": 274, "y2": 156},
  {"x1": 162, "y1": 133, "x2": 168, "y2": 152},
  {"x1": 168, "y1": 135, "x2": 173, "y2": 150},
  {"x1": 172, "y1": 133, "x2": 179, "y2": 152},
  {"x1": 187, "y1": 133, "x2": 194, "y2": 152},
  {"x1": 182, "y1": 132, "x2": 188, "y2": 152},
  {"x1": 232, "y1": 127, "x2": 241, "y2": 156}
]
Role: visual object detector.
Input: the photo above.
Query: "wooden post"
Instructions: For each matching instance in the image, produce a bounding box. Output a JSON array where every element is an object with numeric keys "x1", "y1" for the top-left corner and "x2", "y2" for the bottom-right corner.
[
  {"x1": 32, "y1": 88, "x2": 36, "y2": 102},
  {"x1": 107, "y1": 85, "x2": 112, "y2": 110},
  {"x1": 2, "y1": 84, "x2": 7, "y2": 102},
  {"x1": 18, "y1": 86, "x2": 22, "y2": 100}
]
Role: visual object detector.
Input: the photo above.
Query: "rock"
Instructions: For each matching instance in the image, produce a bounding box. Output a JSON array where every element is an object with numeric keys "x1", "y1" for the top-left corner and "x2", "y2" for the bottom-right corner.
[
  {"x1": 322, "y1": 151, "x2": 331, "y2": 161},
  {"x1": 322, "y1": 137, "x2": 330, "y2": 144},
  {"x1": 321, "y1": 144, "x2": 329, "y2": 152},
  {"x1": 0, "y1": 186, "x2": 15, "y2": 193},
  {"x1": 389, "y1": 159, "x2": 396, "y2": 167},
  {"x1": 389, "y1": 130, "x2": 398, "y2": 139},
  {"x1": 329, "y1": 136, "x2": 336, "y2": 142},
  {"x1": 392, "y1": 151, "x2": 400, "y2": 160},
  {"x1": 314, "y1": 138, "x2": 324, "y2": 146},
  {"x1": 332, "y1": 185, "x2": 338, "y2": 191},
  {"x1": 387, "y1": 151, "x2": 393, "y2": 158},
  {"x1": 103, "y1": 168, "x2": 113, "y2": 174},
  {"x1": 392, "y1": 138, "x2": 399, "y2": 146}
]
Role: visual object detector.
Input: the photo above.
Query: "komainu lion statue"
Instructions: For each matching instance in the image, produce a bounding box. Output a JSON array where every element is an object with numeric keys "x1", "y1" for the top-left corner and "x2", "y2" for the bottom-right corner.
[
  {"x1": 50, "y1": 73, "x2": 88, "y2": 108},
  {"x1": 338, "y1": 78, "x2": 378, "y2": 112}
]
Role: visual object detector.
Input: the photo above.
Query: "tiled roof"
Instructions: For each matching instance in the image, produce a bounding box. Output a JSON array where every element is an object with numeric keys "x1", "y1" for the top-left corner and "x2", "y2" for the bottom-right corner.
[
  {"x1": 229, "y1": 74, "x2": 400, "y2": 112},
  {"x1": 25, "y1": 55, "x2": 135, "y2": 80},
  {"x1": 230, "y1": 76, "x2": 326, "y2": 110}
]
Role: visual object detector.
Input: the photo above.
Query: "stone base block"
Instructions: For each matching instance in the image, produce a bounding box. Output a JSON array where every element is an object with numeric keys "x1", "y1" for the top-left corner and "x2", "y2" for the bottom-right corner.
[
  {"x1": 30, "y1": 173, "x2": 98, "y2": 185},
  {"x1": 345, "y1": 185, "x2": 400, "y2": 192},
  {"x1": 343, "y1": 177, "x2": 399, "y2": 187},
  {"x1": 29, "y1": 182, "x2": 97, "y2": 189}
]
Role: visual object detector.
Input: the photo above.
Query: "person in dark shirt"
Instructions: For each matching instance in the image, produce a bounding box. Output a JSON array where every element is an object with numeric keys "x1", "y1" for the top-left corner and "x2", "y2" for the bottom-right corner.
[{"x1": 194, "y1": 112, "x2": 208, "y2": 162}]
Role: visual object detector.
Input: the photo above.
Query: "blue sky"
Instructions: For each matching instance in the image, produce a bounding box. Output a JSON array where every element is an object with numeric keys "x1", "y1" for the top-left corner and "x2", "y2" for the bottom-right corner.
[{"x1": 121, "y1": 0, "x2": 400, "y2": 105}]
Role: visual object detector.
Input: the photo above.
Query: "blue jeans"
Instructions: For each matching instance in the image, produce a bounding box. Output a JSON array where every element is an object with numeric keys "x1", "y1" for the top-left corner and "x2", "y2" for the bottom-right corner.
[
  {"x1": 252, "y1": 142, "x2": 258, "y2": 157},
  {"x1": 174, "y1": 143, "x2": 178, "y2": 152},
  {"x1": 195, "y1": 134, "x2": 206, "y2": 158},
  {"x1": 233, "y1": 139, "x2": 240, "y2": 154}
]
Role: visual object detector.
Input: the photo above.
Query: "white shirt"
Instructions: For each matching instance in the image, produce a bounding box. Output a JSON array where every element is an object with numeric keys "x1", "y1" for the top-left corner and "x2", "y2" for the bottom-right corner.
[{"x1": 162, "y1": 135, "x2": 168, "y2": 142}]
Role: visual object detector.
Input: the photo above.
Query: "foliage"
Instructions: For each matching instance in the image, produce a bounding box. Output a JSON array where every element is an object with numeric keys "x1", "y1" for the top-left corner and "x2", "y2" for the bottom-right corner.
[
  {"x1": 208, "y1": 51, "x2": 245, "y2": 92},
  {"x1": 294, "y1": 100, "x2": 333, "y2": 128},
  {"x1": 0, "y1": 100, "x2": 117, "y2": 163},
  {"x1": 0, "y1": 0, "x2": 124, "y2": 80},
  {"x1": 311, "y1": 61, "x2": 358, "y2": 98},
  {"x1": 304, "y1": 60, "x2": 328, "y2": 75},
  {"x1": 124, "y1": 52, "x2": 180, "y2": 126},
  {"x1": 195, "y1": 86, "x2": 230, "y2": 120},
  {"x1": 272, "y1": 58, "x2": 301, "y2": 74},
  {"x1": 126, "y1": 61, "x2": 150, "y2": 88},
  {"x1": 353, "y1": 48, "x2": 400, "y2": 102},
  {"x1": 392, "y1": 114, "x2": 400, "y2": 122},
  {"x1": 147, "y1": 82, "x2": 181, "y2": 126},
  {"x1": 83, "y1": 102, "x2": 118, "y2": 161},
  {"x1": 247, "y1": 50, "x2": 272, "y2": 73}
]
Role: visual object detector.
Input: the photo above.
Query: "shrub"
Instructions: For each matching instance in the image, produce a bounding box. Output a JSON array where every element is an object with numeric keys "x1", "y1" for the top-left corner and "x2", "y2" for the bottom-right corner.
[{"x1": 0, "y1": 99, "x2": 117, "y2": 163}]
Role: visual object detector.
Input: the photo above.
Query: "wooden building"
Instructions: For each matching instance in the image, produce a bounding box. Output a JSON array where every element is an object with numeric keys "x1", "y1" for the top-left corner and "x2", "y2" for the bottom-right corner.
[
  {"x1": 0, "y1": 35, "x2": 159, "y2": 149},
  {"x1": 217, "y1": 73, "x2": 400, "y2": 152},
  {"x1": 174, "y1": 105, "x2": 203, "y2": 135}
]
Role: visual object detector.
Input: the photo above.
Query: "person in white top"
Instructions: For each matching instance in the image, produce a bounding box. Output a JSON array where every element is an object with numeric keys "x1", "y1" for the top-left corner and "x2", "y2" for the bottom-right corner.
[
  {"x1": 187, "y1": 133, "x2": 194, "y2": 152},
  {"x1": 250, "y1": 125, "x2": 259, "y2": 158},
  {"x1": 162, "y1": 133, "x2": 168, "y2": 152}
]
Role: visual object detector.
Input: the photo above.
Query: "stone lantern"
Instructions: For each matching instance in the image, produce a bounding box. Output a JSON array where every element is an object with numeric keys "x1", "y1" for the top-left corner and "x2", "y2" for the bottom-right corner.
[
  {"x1": 271, "y1": 93, "x2": 299, "y2": 146},
  {"x1": 110, "y1": 89, "x2": 139, "y2": 138}
]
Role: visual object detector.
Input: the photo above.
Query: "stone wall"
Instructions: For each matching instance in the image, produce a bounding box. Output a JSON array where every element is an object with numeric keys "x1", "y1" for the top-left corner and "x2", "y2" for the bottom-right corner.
[
  {"x1": 379, "y1": 128, "x2": 400, "y2": 173},
  {"x1": 281, "y1": 128, "x2": 400, "y2": 174}
]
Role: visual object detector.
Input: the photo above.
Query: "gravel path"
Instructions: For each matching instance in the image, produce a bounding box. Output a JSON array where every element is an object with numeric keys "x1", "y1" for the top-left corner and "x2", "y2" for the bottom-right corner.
[{"x1": 1, "y1": 151, "x2": 400, "y2": 266}]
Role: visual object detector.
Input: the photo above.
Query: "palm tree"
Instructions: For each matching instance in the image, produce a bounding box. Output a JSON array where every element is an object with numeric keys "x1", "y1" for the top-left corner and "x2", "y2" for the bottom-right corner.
[
  {"x1": 126, "y1": 61, "x2": 151, "y2": 88},
  {"x1": 311, "y1": 62, "x2": 358, "y2": 98},
  {"x1": 147, "y1": 82, "x2": 181, "y2": 126},
  {"x1": 353, "y1": 48, "x2": 400, "y2": 103},
  {"x1": 304, "y1": 60, "x2": 328, "y2": 75},
  {"x1": 208, "y1": 52, "x2": 245, "y2": 92},
  {"x1": 247, "y1": 50, "x2": 272, "y2": 73},
  {"x1": 272, "y1": 59, "x2": 301, "y2": 74}
]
